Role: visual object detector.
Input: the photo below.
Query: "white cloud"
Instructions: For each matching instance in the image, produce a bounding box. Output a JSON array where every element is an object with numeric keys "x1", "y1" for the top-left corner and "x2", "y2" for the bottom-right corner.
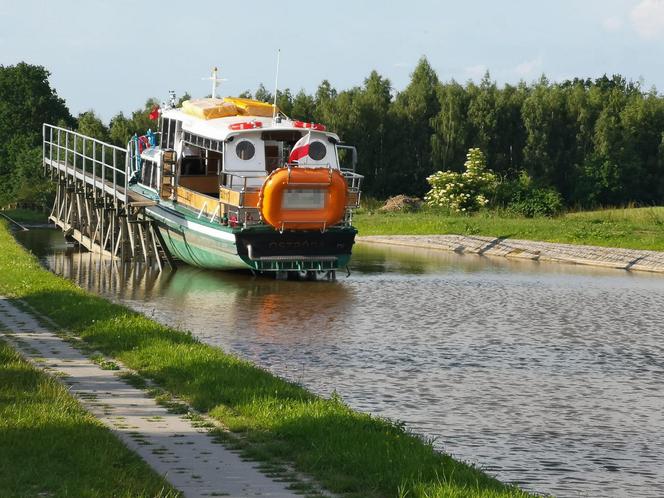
[
  {"x1": 514, "y1": 55, "x2": 543, "y2": 78},
  {"x1": 463, "y1": 64, "x2": 487, "y2": 80},
  {"x1": 630, "y1": 0, "x2": 664, "y2": 39},
  {"x1": 602, "y1": 16, "x2": 624, "y2": 32}
]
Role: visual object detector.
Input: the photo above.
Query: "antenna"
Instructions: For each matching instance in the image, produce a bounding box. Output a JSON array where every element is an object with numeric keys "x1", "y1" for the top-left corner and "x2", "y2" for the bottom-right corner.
[
  {"x1": 202, "y1": 67, "x2": 228, "y2": 99},
  {"x1": 272, "y1": 49, "x2": 281, "y2": 120}
]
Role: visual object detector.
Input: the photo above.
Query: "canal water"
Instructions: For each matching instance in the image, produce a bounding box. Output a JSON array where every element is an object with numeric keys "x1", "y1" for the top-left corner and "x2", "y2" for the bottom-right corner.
[{"x1": 17, "y1": 228, "x2": 664, "y2": 498}]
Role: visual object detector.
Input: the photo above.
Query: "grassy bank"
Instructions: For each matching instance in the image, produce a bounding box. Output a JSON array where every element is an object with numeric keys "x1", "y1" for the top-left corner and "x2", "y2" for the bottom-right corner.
[
  {"x1": 0, "y1": 220, "x2": 533, "y2": 498},
  {"x1": 354, "y1": 206, "x2": 664, "y2": 251},
  {"x1": 0, "y1": 208, "x2": 49, "y2": 224},
  {"x1": 0, "y1": 339, "x2": 176, "y2": 497}
]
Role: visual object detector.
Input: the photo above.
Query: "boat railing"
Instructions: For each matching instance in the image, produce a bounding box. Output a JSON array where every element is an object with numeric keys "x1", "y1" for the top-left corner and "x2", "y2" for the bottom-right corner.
[
  {"x1": 42, "y1": 124, "x2": 129, "y2": 203},
  {"x1": 176, "y1": 185, "x2": 225, "y2": 223},
  {"x1": 218, "y1": 171, "x2": 265, "y2": 227},
  {"x1": 341, "y1": 169, "x2": 363, "y2": 209},
  {"x1": 218, "y1": 166, "x2": 363, "y2": 228},
  {"x1": 219, "y1": 171, "x2": 267, "y2": 194}
]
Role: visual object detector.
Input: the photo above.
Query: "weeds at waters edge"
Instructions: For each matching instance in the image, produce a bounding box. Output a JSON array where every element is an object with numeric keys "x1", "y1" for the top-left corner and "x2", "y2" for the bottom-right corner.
[
  {"x1": 0, "y1": 220, "x2": 536, "y2": 498},
  {"x1": 0, "y1": 339, "x2": 179, "y2": 497}
]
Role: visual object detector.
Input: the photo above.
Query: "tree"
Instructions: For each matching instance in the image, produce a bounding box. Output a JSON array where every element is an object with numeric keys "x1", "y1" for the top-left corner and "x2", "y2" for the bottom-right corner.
[
  {"x1": 254, "y1": 83, "x2": 272, "y2": 103},
  {"x1": 313, "y1": 80, "x2": 338, "y2": 124},
  {"x1": 467, "y1": 73, "x2": 500, "y2": 165},
  {"x1": 109, "y1": 113, "x2": 133, "y2": 147},
  {"x1": 389, "y1": 57, "x2": 440, "y2": 194},
  {"x1": 108, "y1": 98, "x2": 159, "y2": 147},
  {"x1": 275, "y1": 89, "x2": 293, "y2": 116},
  {"x1": 521, "y1": 78, "x2": 577, "y2": 200},
  {"x1": 290, "y1": 90, "x2": 316, "y2": 121},
  {"x1": 431, "y1": 80, "x2": 470, "y2": 172},
  {"x1": 493, "y1": 82, "x2": 528, "y2": 177},
  {"x1": 0, "y1": 62, "x2": 73, "y2": 205},
  {"x1": 77, "y1": 110, "x2": 109, "y2": 142}
]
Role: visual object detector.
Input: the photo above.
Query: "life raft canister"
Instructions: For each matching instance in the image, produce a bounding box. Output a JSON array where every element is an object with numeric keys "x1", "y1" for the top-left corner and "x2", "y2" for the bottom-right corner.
[{"x1": 258, "y1": 167, "x2": 347, "y2": 231}]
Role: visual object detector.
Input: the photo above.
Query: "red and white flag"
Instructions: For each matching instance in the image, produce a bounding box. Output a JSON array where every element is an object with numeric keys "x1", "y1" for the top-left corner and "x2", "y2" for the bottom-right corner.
[
  {"x1": 288, "y1": 132, "x2": 311, "y2": 163},
  {"x1": 149, "y1": 105, "x2": 160, "y2": 120}
]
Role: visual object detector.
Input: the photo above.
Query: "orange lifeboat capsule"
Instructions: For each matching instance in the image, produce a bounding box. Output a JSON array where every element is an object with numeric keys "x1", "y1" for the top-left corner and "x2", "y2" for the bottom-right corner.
[{"x1": 258, "y1": 167, "x2": 347, "y2": 231}]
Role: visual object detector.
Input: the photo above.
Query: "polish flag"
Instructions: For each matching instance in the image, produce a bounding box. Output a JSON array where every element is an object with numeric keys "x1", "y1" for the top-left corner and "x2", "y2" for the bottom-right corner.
[{"x1": 288, "y1": 132, "x2": 311, "y2": 163}]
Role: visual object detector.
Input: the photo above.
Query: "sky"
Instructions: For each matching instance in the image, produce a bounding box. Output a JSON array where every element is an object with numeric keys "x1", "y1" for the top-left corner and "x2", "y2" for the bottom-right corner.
[{"x1": 2, "y1": 0, "x2": 664, "y2": 121}]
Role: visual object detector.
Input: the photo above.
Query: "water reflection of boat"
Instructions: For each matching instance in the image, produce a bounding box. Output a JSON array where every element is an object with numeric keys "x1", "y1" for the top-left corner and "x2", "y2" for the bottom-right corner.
[{"x1": 47, "y1": 242, "x2": 352, "y2": 334}]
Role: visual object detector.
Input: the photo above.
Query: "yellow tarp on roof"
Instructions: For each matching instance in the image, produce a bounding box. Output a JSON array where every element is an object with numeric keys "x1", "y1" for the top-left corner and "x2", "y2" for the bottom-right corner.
[
  {"x1": 182, "y1": 98, "x2": 238, "y2": 120},
  {"x1": 222, "y1": 98, "x2": 279, "y2": 118},
  {"x1": 181, "y1": 97, "x2": 280, "y2": 120}
]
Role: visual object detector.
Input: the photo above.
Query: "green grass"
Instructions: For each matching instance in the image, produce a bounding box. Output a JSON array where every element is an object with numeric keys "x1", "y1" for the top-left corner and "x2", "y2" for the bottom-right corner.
[
  {"x1": 0, "y1": 339, "x2": 178, "y2": 497},
  {"x1": 354, "y1": 206, "x2": 664, "y2": 251},
  {"x1": 0, "y1": 220, "x2": 534, "y2": 498},
  {"x1": 0, "y1": 208, "x2": 49, "y2": 224}
]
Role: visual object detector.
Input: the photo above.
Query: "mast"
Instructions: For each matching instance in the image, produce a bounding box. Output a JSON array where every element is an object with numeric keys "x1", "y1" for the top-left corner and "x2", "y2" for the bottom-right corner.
[
  {"x1": 272, "y1": 50, "x2": 281, "y2": 120},
  {"x1": 202, "y1": 67, "x2": 227, "y2": 99}
]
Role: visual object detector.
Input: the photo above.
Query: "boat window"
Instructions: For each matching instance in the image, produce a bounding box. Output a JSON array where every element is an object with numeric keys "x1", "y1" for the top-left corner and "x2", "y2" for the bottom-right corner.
[
  {"x1": 161, "y1": 118, "x2": 179, "y2": 149},
  {"x1": 182, "y1": 131, "x2": 223, "y2": 153},
  {"x1": 308, "y1": 141, "x2": 327, "y2": 161},
  {"x1": 181, "y1": 145, "x2": 206, "y2": 176},
  {"x1": 264, "y1": 141, "x2": 283, "y2": 173},
  {"x1": 261, "y1": 130, "x2": 303, "y2": 142},
  {"x1": 236, "y1": 140, "x2": 255, "y2": 160},
  {"x1": 141, "y1": 159, "x2": 159, "y2": 190},
  {"x1": 206, "y1": 150, "x2": 223, "y2": 175}
]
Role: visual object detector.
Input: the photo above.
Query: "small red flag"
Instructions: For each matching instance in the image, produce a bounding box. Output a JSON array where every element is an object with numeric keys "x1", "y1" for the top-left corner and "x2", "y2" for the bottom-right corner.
[{"x1": 149, "y1": 105, "x2": 159, "y2": 120}]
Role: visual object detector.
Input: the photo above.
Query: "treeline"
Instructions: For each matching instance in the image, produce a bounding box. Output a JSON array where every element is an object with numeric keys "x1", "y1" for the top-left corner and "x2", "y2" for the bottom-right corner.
[
  {"x1": 256, "y1": 58, "x2": 664, "y2": 207},
  {"x1": 2, "y1": 60, "x2": 664, "y2": 209}
]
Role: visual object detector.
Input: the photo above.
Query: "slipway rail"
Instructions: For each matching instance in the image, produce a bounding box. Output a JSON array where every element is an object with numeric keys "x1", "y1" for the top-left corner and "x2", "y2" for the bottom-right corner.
[{"x1": 43, "y1": 124, "x2": 173, "y2": 269}]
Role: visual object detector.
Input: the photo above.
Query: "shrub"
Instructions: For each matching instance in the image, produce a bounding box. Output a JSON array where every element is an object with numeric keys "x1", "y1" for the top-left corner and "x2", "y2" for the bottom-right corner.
[
  {"x1": 508, "y1": 175, "x2": 563, "y2": 217},
  {"x1": 425, "y1": 148, "x2": 497, "y2": 213}
]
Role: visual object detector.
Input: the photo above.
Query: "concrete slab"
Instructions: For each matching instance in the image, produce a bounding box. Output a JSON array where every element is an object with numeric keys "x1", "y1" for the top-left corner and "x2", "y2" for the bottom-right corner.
[{"x1": 358, "y1": 235, "x2": 664, "y2": 274}]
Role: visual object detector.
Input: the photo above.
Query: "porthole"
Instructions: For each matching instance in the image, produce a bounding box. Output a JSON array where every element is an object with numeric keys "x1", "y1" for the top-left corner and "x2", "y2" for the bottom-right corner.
[
  {"x1": 235, "y1": 140, "x2": 255, "y2": 160},
  {"x1": 308, "y1": 141, "x2": 327, "y2": 161}
]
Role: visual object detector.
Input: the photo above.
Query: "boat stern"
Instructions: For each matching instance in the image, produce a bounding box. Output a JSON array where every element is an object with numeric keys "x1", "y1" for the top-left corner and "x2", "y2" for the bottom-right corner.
[{"x1": 235, "y1": 227, "x2": 356, "y2": 272}]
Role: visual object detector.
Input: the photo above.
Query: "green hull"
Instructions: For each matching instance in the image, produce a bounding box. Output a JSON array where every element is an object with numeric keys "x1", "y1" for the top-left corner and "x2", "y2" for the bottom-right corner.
[
  {"x1": 157, "y1": 222, "x2": 247, "y2": 270},
  {"x1": 145, "y1": 202, "x2": 356, "y2": 272}
]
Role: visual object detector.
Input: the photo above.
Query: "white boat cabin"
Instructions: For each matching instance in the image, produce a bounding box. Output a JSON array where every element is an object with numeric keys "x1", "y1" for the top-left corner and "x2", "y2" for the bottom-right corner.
[{"x1": 132, "y1": 97, "x2": 361, "y2": 228}]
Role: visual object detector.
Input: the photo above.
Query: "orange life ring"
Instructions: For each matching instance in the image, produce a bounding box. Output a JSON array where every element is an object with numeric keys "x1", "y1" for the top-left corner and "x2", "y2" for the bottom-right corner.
[
  {"x1": 293, "y1": 120, "x2": 327, "y2": 131},
  {"x1": 229, "y1": 121, "x2": 263, "y2": 131},
  {"x1": 258, "y1": 167, "x2": 347, "y2": 231}
]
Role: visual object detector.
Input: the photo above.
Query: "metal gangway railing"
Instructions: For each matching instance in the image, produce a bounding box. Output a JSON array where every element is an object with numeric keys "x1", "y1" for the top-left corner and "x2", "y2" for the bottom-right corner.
[{"x1": 43, "y1": 124, "x2": 173, "y2": 269}]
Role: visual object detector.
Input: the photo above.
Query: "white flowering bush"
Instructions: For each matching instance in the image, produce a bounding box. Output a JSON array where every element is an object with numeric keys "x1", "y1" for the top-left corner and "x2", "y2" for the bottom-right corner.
[{"x1": 425, "y1": 148, "x2": 497, "y2": 213}]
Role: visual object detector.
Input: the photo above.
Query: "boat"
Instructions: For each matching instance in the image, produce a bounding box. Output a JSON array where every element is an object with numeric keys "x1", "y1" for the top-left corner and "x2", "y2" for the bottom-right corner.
[{"x1": 126, "y1": 82, "x2": 363, "y2": 278}]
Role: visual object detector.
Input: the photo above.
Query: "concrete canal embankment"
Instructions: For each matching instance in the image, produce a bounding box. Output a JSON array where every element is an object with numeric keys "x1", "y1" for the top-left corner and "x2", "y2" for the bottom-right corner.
[{"x1": 358, "y1": 234, "x2": 664, "y2": 274}]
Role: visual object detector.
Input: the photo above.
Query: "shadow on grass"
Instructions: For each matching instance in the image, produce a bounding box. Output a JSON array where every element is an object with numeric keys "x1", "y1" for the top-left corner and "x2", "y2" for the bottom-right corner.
[{"x1": 18, "y1": 288, "x2": 533, "y2": 498}]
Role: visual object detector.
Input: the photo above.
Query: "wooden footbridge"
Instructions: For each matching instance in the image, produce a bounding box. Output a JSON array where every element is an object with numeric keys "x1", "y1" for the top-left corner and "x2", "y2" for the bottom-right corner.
[{"x1": 43, "y1": 124, "x2": 174, "y2": 270}]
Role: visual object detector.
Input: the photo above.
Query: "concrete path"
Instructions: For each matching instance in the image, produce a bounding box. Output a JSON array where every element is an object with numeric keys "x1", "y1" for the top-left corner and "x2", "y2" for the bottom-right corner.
[
  {"x1": 0, "y1": 297, "x2": 301, "y2": 498},
  {"x1": 358, "y1": 234, "x2": 664, "y2": 274}
]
